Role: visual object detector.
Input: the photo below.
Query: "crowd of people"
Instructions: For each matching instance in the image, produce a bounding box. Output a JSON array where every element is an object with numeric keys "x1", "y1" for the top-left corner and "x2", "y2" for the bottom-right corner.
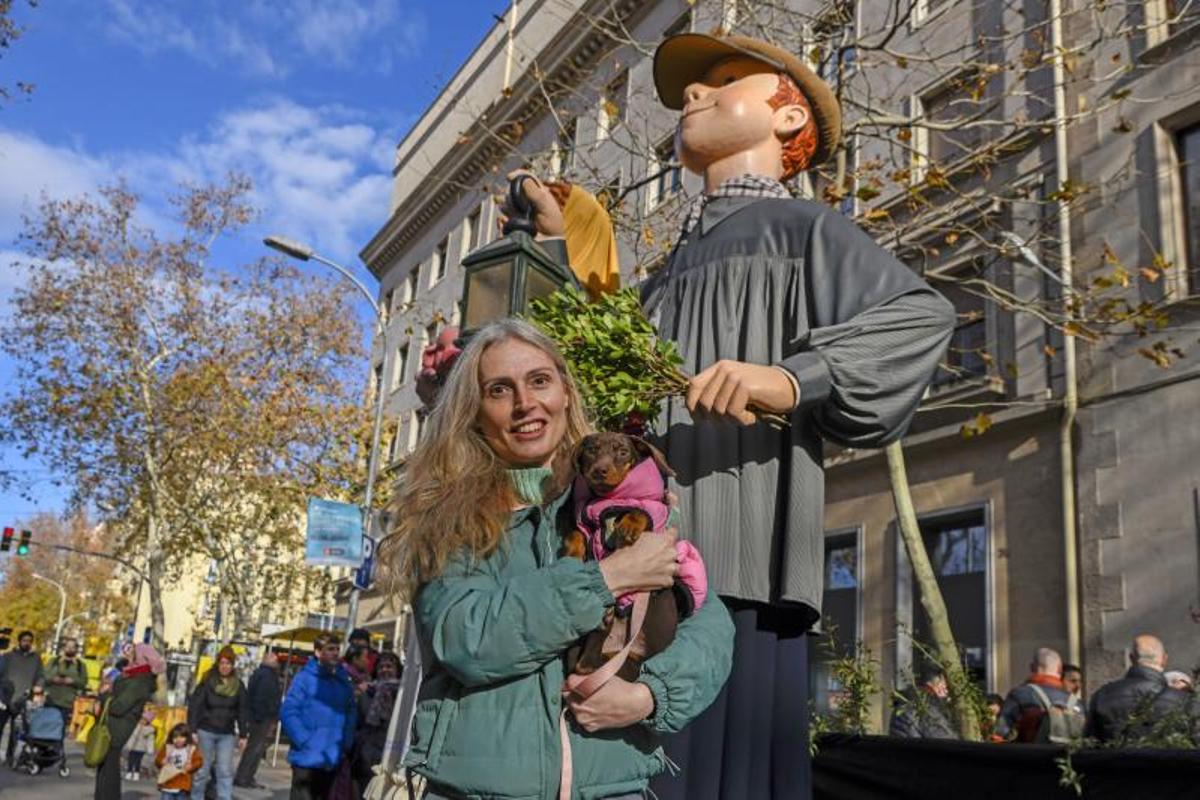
[
  {"x1": 889, "y1": 633, "x2": 1198, "y2": 745},
  {"x1": 0, "y1": 625, "x2": 402, "y2": 799},
  {"x1": 172, "y1": 626, "x2": 402, "y2": 800}
]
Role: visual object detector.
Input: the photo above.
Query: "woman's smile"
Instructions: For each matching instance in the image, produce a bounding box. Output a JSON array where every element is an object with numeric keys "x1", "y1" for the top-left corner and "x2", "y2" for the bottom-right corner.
[{"x1": 511, "y1": 419, "x2": 548, "y2": 438}]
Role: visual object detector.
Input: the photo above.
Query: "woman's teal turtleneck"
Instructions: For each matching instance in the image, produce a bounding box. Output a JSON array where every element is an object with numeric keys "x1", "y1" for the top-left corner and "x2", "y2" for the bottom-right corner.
[{"x1": 507, "y1": 466, "x2": 554, "y2": 507}]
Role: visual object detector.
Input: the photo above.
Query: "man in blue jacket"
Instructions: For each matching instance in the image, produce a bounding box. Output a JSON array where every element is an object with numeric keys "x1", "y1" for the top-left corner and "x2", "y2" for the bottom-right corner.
[{"x1": 281, "y1": 633, "x2": 357, "y2": 799}]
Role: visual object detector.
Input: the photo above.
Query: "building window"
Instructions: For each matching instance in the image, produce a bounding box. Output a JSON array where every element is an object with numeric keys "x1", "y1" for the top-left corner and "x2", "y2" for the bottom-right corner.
[
  {"x1": 912, "y1": 71, "x2": 989, "y2": 181},
  {"x1": 1178, "y1": 123, "x2": 1200, "y2": 294},
  {"x1": 596, "y1": 174, "x2": 622, "y2": 211},
  {"x1": 808, "y1": 529, "x2": 861, "y2": 713},
  {"x1": 815, "y1": 134, "x2": 857, "y2": 216},
  {"x1": 598, "y1": 70, "x2": 628, "y2": 141},
  {"x1": 392, "y1": 343, "x2": 409, "y2": 389},
  {"x1": 647, "y1": 137, "x2": 681, "y2": 210},
  {"x1": 390, "y1": 412, "x2": 406, "y2": 461},
  {"x1": 373, "y1": 363, "x2": 384, "y2": 395},
  {"x1": 460, "y1": 212, "x2": 476, "y2": 263},
  {"x1": 932, "y1": 273, "x2": 989, "y2": 387},
  {"x1": 812, "y1": 1, "x2": 858, "y2": 87},
  {"x1": 913, "y1": 509, "x2": 989, "y2": 684},
  {"x1": 406, "y1": 410, "x2": 420, "y2": 453},
  {"x1": 430, "y1": 237, "x2": 449, "y2": 287},
  {"x1": 552, "y1": 118, "x2": 578, "y2": 176},
  {"x1": 383, "y1": 287, "x2": 395, "y2": 317},
  {"x1": 911, "y1": 0, "x2": 953, "y2": 27},
  {"x1": 1148, "y1": 0, "x2": 1200, "y2": 44},
  {"x1": 401, "y1": 267, "x2": 418, "y2": 308},
  {"x1": 721, "y1": 0, "x2": 738, "y2": 30},
  {"x1": 664, "y1": 9, "x2": 691, "y2": 38}
]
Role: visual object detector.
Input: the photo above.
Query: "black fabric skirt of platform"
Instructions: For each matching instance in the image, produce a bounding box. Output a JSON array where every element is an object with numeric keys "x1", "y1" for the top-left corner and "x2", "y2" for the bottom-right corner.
[{"x1": 649, "y1": 598, "x2": 816, "y2": 800}]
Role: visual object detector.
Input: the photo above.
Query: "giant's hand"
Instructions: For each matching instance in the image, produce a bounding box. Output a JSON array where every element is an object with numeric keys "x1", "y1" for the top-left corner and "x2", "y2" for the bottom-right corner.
[
  {"x1": 687, "y1": 360, "x2": 797, "y2": 426},
  {"x1": 567, "y1": 676, "x2": 654, "y2": 732},
  {"x1": 498, "y1": 170, "x2": 566, "y2": 238}
]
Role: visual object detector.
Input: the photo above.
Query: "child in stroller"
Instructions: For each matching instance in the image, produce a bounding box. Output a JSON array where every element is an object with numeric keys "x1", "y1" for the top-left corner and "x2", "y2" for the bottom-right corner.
[{"x1": 14, "y1": 687, "x2": 70, "y2": 778}]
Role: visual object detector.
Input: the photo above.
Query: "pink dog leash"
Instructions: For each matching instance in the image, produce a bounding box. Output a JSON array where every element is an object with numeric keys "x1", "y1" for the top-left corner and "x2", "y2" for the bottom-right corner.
[{"x1": 557, "y1": 590, "x2": 649, "y2": 800}]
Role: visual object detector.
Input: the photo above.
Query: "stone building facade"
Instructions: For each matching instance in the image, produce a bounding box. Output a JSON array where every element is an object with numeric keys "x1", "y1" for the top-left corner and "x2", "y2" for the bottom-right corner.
[{"x1": 354, "y1": 0, "x2": 1200, "y2": 726}]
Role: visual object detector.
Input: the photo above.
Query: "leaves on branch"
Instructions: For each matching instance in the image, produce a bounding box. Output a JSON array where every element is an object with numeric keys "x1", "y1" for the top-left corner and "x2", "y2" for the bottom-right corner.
[
  {"x1": 526, "y1": 287, "x2": 688, "y2": 432},
  {"x1": 0, "y1": 176, "x2": 375, "y2": 643}
]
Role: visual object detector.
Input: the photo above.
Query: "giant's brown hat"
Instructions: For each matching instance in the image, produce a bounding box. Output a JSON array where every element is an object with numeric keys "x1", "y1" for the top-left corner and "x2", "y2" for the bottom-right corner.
[{"x1": 654, "y1": 33, "x2": 842, "y2": 167}]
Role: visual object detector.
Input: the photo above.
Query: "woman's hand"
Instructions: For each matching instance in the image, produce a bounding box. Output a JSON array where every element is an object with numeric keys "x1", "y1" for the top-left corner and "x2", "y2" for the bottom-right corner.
[
  {"x1": 567, "y1": 677, "x2": 654, "y2": 732},
  {"x1": 598, "y1": 529, "x2": 678, "y2": 597}
]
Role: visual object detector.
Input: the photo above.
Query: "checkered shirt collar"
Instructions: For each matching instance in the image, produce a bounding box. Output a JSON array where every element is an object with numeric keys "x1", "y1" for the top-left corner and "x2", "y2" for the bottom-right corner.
[{"x1": 680, "y1": 174, "x2": 793, "y2": 239}]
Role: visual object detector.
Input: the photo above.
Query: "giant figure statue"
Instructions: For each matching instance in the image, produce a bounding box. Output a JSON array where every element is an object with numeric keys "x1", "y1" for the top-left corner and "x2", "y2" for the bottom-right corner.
[{"x1": 435, "y1": 32, "x2": 957, "y2": 800}]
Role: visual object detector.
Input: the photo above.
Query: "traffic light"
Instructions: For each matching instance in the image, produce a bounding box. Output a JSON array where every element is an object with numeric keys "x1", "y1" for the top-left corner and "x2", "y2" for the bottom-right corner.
[
  {"x1": 0, "y1": 527, "x2": 12, "y2": 552},
  {"x1": 16, "y1": 529, "x2": 31, "y2": 556}
]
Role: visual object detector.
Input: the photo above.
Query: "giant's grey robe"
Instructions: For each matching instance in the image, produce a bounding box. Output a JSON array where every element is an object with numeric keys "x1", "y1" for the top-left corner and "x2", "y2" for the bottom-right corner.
[{"x1": 641, "y1": 196, "x2": 956, "y2": 614}]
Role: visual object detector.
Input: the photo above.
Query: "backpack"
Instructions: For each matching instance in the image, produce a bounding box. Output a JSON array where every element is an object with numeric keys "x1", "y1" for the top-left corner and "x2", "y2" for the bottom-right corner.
[
  {"x1": 52, "y1": 657, "x2": 87, "y2": 683},
  {"x1": 1028, "y1": 683, "x2": 1084, "y2": 744}
]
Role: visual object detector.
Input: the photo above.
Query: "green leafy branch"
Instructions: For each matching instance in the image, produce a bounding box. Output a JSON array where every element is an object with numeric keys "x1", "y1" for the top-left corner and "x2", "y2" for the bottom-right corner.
[
  {"x1": 527, "y1": 286, "x2": 787, "y2": 431},
  {"x1": 526, "y1": 287, "x2": 688, "y2": 431}
]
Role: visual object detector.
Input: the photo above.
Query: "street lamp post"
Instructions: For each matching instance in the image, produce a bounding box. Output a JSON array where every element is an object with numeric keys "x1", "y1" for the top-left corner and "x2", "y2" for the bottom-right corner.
[
  {"x1": 32, "y1": 573, "x2": 67, "y2": 655},
  {"x1": 263, "y1": 235, "x2": 388, "y2": 639}
]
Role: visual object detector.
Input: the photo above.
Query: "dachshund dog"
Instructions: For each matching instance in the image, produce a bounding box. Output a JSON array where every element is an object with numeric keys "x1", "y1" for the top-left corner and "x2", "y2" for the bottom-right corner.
[
  {"x1": 562, "y1": 433, "x2": 706, "y2": 681},
  {"x1": 560, "y1": 433, "x2": 673, "y2": 560}
]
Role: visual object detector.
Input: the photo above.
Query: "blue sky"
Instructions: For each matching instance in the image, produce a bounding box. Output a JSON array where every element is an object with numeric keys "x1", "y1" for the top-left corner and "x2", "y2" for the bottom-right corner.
[{"x1": 0, "y1": 0, "x2": 502, "y2": 520}]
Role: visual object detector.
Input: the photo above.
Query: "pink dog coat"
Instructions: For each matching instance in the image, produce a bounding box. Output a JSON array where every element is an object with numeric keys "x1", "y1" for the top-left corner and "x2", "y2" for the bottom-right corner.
[{"x1": 573, "y1": 457, "x2": 707, "y2": 613}]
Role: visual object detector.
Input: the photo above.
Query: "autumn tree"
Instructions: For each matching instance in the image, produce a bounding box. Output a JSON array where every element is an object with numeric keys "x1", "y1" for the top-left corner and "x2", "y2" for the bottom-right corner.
[
  {"x1": 0, "y1": 512, "x2": 133, "y2": 650},
  {"x1": 1, "y1": 176, "x2": 375, "y2": 649},
  {"x1": 0, "y1": 0, "x2": 37, "y2": 105}
]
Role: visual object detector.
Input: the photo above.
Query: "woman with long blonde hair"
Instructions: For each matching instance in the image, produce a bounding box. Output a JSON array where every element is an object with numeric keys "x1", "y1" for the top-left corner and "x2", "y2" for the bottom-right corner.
[{"x1": 378, "y1": 318, "x2": 732, "y2": 800}]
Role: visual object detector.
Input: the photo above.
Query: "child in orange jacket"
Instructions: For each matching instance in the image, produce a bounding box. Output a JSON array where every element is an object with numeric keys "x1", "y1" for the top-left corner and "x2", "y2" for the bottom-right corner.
[{"x1": 155, "y1": 723, "x2": 204, "y2": 798}]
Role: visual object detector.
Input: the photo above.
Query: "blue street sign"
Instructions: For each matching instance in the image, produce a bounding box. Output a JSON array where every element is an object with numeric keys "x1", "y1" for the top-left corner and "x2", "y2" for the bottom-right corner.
[
  {"x1": 305, "y1": 497, "x2": 365, "y2": 568},
  {"x1": 354, "y1": 535, "x2": 376, "y2": 590}
]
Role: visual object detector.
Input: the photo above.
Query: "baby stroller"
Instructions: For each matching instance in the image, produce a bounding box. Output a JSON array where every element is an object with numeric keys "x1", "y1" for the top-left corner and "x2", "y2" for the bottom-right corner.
[{"x1": 13, "y1": 702, "x2": 70, "y2": 778}]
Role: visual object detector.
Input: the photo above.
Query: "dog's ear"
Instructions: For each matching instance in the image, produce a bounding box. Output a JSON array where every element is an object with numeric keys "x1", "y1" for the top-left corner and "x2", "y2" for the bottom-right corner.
[
  {"x1": 574, "y1": 435, "x2": 597, "y2": 473},
  {"x1": 630, "y1": 436, "x2": 674, "y2": 477}
]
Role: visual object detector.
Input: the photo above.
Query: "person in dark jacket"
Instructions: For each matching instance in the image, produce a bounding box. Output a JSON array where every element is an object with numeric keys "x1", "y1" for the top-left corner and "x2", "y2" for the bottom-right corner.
[
  {"x1": 188, "y1": 645, "x2": 249, "y2": 800},
  {"x1": 889, "y1": 674, "x2": 959, "y2": 740},
  {"x1": 0, "y1": 630, "x2": 44, "y2": 765},
  {"x1": 1087, "y1": 634, "x2": 1198, "y2": 744},
  {"x1": 350, "y1": 652, "x2": 401, "y2": 798},
  {"x1": 996, "y1": 647, "x2": 1084, "y2": 743},
  {"x1": 94, "y1": 643, "x2": 162, "y2": 800},
  {"x1": 281, "y1": 633, "x2": 357, "y2": 800},
  {"x1": 45, "y1": 636, "x2": 88, "y2": 727},
  {"x1": 233, "y1": 648, "x2": 282, "y2": 789},
  {"x1": 347, "y1": 629, "x2": 378, "y2": 677}
]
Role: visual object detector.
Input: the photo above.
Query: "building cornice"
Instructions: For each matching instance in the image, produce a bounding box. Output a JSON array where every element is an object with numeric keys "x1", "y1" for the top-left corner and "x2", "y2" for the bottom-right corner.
[{"x1": 360, "y1": 0, "x2": 645, "y2": 277}]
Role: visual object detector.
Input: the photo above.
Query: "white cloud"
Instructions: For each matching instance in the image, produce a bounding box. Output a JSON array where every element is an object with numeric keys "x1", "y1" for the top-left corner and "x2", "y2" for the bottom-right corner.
[
  {"x1": 0, "y1": 97, "x2": 396, "y2": 269},
  {"x1": 0, "y1": 131, "x2": 109, "y2": 239},
  {"x1": 98, "y1": 0, "x2": 426, "y2": 79},
  {"x1": 102, "y1": 0, "x2": 283, "y2": 78},
  {"x1": 168, "y1": 99, "x2": 394, "y2": 260}
]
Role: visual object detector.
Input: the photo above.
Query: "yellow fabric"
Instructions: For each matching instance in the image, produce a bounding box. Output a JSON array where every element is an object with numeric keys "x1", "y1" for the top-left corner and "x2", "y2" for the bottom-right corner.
[
  {"x1": 562, "y1": 184, "x2": 620, "y2": 299},
  {"x1": 76, "y1": 712, "x2": 95, "y2": 744}
]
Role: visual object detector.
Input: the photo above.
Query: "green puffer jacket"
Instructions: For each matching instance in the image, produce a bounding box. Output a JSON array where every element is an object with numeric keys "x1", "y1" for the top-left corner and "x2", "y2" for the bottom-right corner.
[{"x1": 405, "y1": 488, "x2": 734, "y2": 800}]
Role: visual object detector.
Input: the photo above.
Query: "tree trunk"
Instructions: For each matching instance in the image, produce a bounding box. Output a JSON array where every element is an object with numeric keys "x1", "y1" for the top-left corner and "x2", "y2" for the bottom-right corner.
[
  {"x1": 146, "y1": 556, "x2": 167, "y2": 652},
  {"x1": 886, "y1": 440, "x2": 979, "y2": 741},
  {"x1": 144, "y1": 516, "x2": 167, "y2": 652}
]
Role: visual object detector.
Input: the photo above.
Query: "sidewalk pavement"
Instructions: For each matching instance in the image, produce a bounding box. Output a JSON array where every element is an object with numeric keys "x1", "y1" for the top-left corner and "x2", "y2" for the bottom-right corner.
[{"x1": 0, "y1": 741, "x2": 296, "y2": 799}]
